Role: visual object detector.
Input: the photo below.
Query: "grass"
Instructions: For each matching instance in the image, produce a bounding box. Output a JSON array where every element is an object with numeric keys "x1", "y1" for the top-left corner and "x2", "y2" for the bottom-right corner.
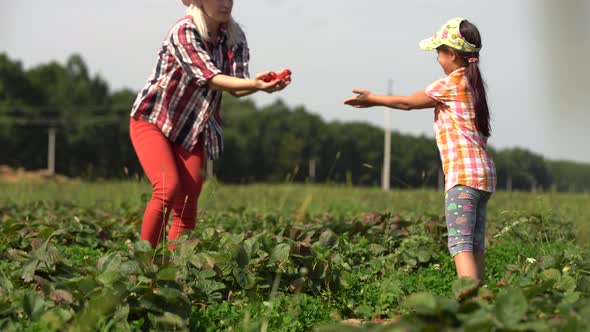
[
  {"x1": 1, "y1": 180, "x2": 589, "y2": 330},
  {"x1": 1, "y1": 180, "x2": 589, "y2": 244}
]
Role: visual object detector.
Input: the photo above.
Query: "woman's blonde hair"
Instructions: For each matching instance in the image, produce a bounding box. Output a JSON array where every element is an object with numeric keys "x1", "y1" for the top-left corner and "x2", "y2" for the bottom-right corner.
[{"x1": 187, "y1": 3, "x2": 245, "y2": 48}]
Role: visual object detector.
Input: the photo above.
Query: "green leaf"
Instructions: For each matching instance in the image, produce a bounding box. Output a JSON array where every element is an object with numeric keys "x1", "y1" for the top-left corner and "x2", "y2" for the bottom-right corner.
[
  {"x1": 404, "y1": 257, "x2": 417, "y2": 267},
  {"x1": 33, "y1": 230, "x2": 65, "y2": 264},
  {"x1": 226, "y1": 243, "x2": 249, "y2": 268},
  {"x1": 236, "y1": 245, "x2": 250, "y2": 268},
  {"x1": 437, "y1": 297, "x2": 459, "y2": 314},
  {"x1": 457, "y1": 308, "x2": 495, "y2": 331},
  {"x1": 495, "y1": 288, "x2": 528, "y2": 327},
  {"x1": 39, "y1": 308, "x2": 73, "y2": 330},
  {"x1": 556, "y1": 275, "x2": 577, "y2": 293},
  {"x1": 158, "y1": 288, "x2": 191, "y2": 308},
  {"x1": 23, "y1": 291, "x2": 45, "y2": 321},
  {"x1": 416, "y1": 249, "x2": 432, "y2": 263},
  {"x1": 403, "y1": 292, "x2": 438, "y2": 315},
  {"x1": 318, "y1": 229, "x2": 338, "y2": 248},
  {"x1": 156, "y1": 265, "x2": 178, "y2": 281},
  {"x1": 97, "y1": 271, "x2": 122, "y2": 286},
  {"x1": 112, "y1": 304, "x2": 130, "y2": 322},
  {"x1": 148, "y1": 312, "x2": 187, "y2": 330},
  {"x1": 541, "y1": 268, "x2": 561, "y2": 281},
  {"x1": 132, "y1": 241, "x2": 154, "y2": 253},
  {"x1": 457, "y1": 300, "x2": 481, "y2": 315},
  {"x1": 137, "y1": 275, "x2": 152, "y2": 284},
  {"x1": 0, "y1": 301, "x2": 13, "y2": 317},
  {"x1": 506, "y1": 264, "x2": 520, "y2": 272},
  {"x1": 220, "y1": 233, "x2": 245, "y2": 248},
  {"x1": 6, "y1": 249, "x2": 29, "y2": 261},
  {"x1": 539, "y1": 255, "x2": 557, "y2": 269},
  {"x1": 96, "y1": 252, "x2": 123, "y2": 273},
  {"x1": 140, "y1": 293, "x2": 166, "y2": 313},
  {"x1": 514, "y1": 321, "x2": 550, "y2": 331},
  {"x1": 233, "y1": 268, "x2": 255, "y2": 290},
  {"x1": 524, "y1": 279, "x2": 555, "y2": 298},
  {"x1": 243, "y1": 237, "x2": 259, "y2": 258},
  {"x1": 353, "y1": 304, "x2": 374, "y2": 317},
  {"x1": 67, "y1": 276, "x2": 99, "y2": 294},
  {"x1": 577, "y1": 276, "x2": 590, "y2": 294},
  {"x1": 21, "y1": 259, "x2": 40, "y2": 282},
  {"x1": 35, "y1": 242, "x2": 62, "y2": 266},
  {"x1": 452, "y1": 277, "x2": 480, "y2": 300},
  {"x1": 201, "y1": 280, "x2": 226, "y2": 295},
  {"x1": 197, "y1": 269, "x2": 217, "y2": 279},
  {"x1": 270, "y1": 243, "x2": 291, "y2": 264},
  {"x1": 120, "y1": 260, "x2": 142, "y2": 275},
  {"x1": 368, "y1": 244, "x2": 384, "y2": 256},
  {"x1": 201, "y1": 228, "x2": 216, "y2": 241},
  {"x1": 190, "y1": 252, "x2": 217, "y2": 268},
  {"x1": 560, "y1": 291, "x2": 581, "y2": 306},
  {"x1": 0, "y1": 273, "x2": 14, "y2": 293}
]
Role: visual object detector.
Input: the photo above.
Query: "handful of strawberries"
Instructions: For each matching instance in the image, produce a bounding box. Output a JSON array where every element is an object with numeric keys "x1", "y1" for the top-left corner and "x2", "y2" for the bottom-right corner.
[{"x1": 261, "y1": 69, "x2": 292, "y2": 83}]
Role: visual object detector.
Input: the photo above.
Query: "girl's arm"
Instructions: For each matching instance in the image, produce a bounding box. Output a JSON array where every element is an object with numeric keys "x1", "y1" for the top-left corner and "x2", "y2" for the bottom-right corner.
[{"x1": 344, "y1": 89, "x2": 437, "y2": 110}]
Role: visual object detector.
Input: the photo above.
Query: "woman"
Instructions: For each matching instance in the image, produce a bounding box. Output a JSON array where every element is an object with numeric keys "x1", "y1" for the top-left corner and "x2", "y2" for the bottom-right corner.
[{"x1": 130, "y1": 0, "x2": 291, "y2": 248}]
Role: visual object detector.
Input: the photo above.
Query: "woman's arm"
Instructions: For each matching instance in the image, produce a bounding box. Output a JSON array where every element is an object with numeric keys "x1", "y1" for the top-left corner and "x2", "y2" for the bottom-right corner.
[
  {"x1": 210, "y1": 72, "x2": 291, "y2": 98},
  {"x1": 344, "y1": 89, "x2": 437, "y2": 110},
  {"x1": 169, "y1": 25, "x2": 289, "y2": 96},
  {"x1": 170, "y1": 19, "x2": 290, "y2": 97},
  {"x1": 230, "y1": 73, "x2": 292, "y2": 98}
]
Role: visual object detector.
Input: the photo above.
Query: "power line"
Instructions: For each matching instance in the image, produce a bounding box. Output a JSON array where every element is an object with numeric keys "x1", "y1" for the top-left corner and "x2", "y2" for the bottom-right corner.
[{"x1": 0, "y1": 115, "x2": 130, "y2": 125}]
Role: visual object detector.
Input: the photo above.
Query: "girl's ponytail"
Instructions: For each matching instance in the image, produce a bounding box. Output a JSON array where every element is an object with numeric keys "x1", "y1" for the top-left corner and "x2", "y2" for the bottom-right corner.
[{"x1": 459, "y1": 20, "x2": 491, "y2": 138}]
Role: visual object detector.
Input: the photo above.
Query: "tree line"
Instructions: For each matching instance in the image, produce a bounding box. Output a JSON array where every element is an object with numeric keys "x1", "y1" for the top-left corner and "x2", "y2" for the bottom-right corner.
[{"x1": 1, "y1": 53, "x2": 588, "y2": 192}]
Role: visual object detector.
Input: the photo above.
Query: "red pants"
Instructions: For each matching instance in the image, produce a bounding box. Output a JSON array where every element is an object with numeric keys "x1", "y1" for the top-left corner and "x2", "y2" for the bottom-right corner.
[{"x1": 129, "y1": 118, "x2": 205, "y2": 248}]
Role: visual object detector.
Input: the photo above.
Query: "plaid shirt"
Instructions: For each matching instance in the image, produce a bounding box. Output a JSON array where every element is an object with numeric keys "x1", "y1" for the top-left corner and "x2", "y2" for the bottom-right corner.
[
  {"x1": 130, "y1": 16, "x2": 250, "y2": 160},
  {"x1": 425, "y1": 67, "x2": 496, "y2": 192}
]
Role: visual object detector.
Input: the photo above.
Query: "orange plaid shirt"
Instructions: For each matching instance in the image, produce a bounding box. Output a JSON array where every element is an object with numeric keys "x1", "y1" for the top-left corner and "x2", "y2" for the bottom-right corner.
[{"x1": 425, "y1": 67, "x2": 496, "y2": 192}]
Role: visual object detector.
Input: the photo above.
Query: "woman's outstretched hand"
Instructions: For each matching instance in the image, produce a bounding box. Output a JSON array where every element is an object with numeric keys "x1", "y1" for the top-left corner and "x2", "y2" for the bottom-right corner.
[
  {"x1": 344, "y1": 89, "x2": 375, "y2": 108},
  {"x1": 255, "y1": 71, "x2": 291, "y2": 94}
]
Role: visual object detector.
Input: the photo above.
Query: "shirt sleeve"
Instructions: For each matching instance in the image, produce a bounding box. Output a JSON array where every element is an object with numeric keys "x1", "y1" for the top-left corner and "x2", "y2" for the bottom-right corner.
[
  {"x1": 169, "y1": 22, "x2": 222, "y2": 86},
  {"x1": 228, "y1": 41, "x2": 250, "y2": 79},
  {"x1": 425, "y1": 76, "x2": 453, "y2": 104}
]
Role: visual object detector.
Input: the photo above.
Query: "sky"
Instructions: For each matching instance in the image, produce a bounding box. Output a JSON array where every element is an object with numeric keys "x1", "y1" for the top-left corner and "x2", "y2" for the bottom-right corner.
[{"x1": 2, "y1": 0, "x2": 589, "y2": 163}]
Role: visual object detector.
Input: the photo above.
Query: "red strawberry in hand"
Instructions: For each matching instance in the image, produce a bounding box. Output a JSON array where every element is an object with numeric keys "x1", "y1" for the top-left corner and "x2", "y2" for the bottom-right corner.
[
  {"x1": 278, "y1": 69, "x2": 292, "y2": 80},
  {"x1": 261, "y1": 69, "x2": 292, "y2": 82},
  {"x1": 262, "y1": 72, "x2": 278, "y2": 82}
]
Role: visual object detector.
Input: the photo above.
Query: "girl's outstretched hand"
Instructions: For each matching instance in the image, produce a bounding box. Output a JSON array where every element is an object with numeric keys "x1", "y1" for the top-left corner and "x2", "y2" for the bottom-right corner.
[{"x1": 344, "y1": 89, "x2": 375, "y2": 108}]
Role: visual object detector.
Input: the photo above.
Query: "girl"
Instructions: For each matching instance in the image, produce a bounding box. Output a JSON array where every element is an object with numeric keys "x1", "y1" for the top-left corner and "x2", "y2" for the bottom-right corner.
[
  {"x1": 344, "y1": 18, "x2": 496, "y2": 283},
  {"x1": 130, "y1": 0, "x2": 291, "y2": 249}
]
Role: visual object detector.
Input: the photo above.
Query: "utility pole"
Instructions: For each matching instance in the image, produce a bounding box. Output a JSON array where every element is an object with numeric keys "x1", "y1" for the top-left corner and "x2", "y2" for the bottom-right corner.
[
  {"x1": 47, "y1": 127, "x2": 56, "y2": 175},
  {"x1": 438, "y1": 168, "x2": 444, "y2": 191},
  {"x1": 382, "y1": 79, "x2": 393, "y2": 191},
  {"x1": 206, "y1": 160, "x2": 214, "y2": 178},
  {"x1": 309, "y1": 158, "x2": 316, "y2": 182}
]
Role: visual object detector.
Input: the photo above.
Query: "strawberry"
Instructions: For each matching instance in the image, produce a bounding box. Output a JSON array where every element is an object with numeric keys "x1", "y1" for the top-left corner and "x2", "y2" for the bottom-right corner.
[
  {"x1": 278, "y1": 69, "x2": 292, "y2": 80},
  {"x1": 261, "y1": 72, "x2": 278, "y2": 83},
  {"x1": 261, "y1": 69, "x2": 291, "y2": 83}
]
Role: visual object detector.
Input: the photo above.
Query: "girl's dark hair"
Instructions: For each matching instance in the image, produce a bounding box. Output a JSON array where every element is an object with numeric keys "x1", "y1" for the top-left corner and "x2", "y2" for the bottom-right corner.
[{"x1": 453, "y1": 20, "x2": 491, "y2": 137}]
